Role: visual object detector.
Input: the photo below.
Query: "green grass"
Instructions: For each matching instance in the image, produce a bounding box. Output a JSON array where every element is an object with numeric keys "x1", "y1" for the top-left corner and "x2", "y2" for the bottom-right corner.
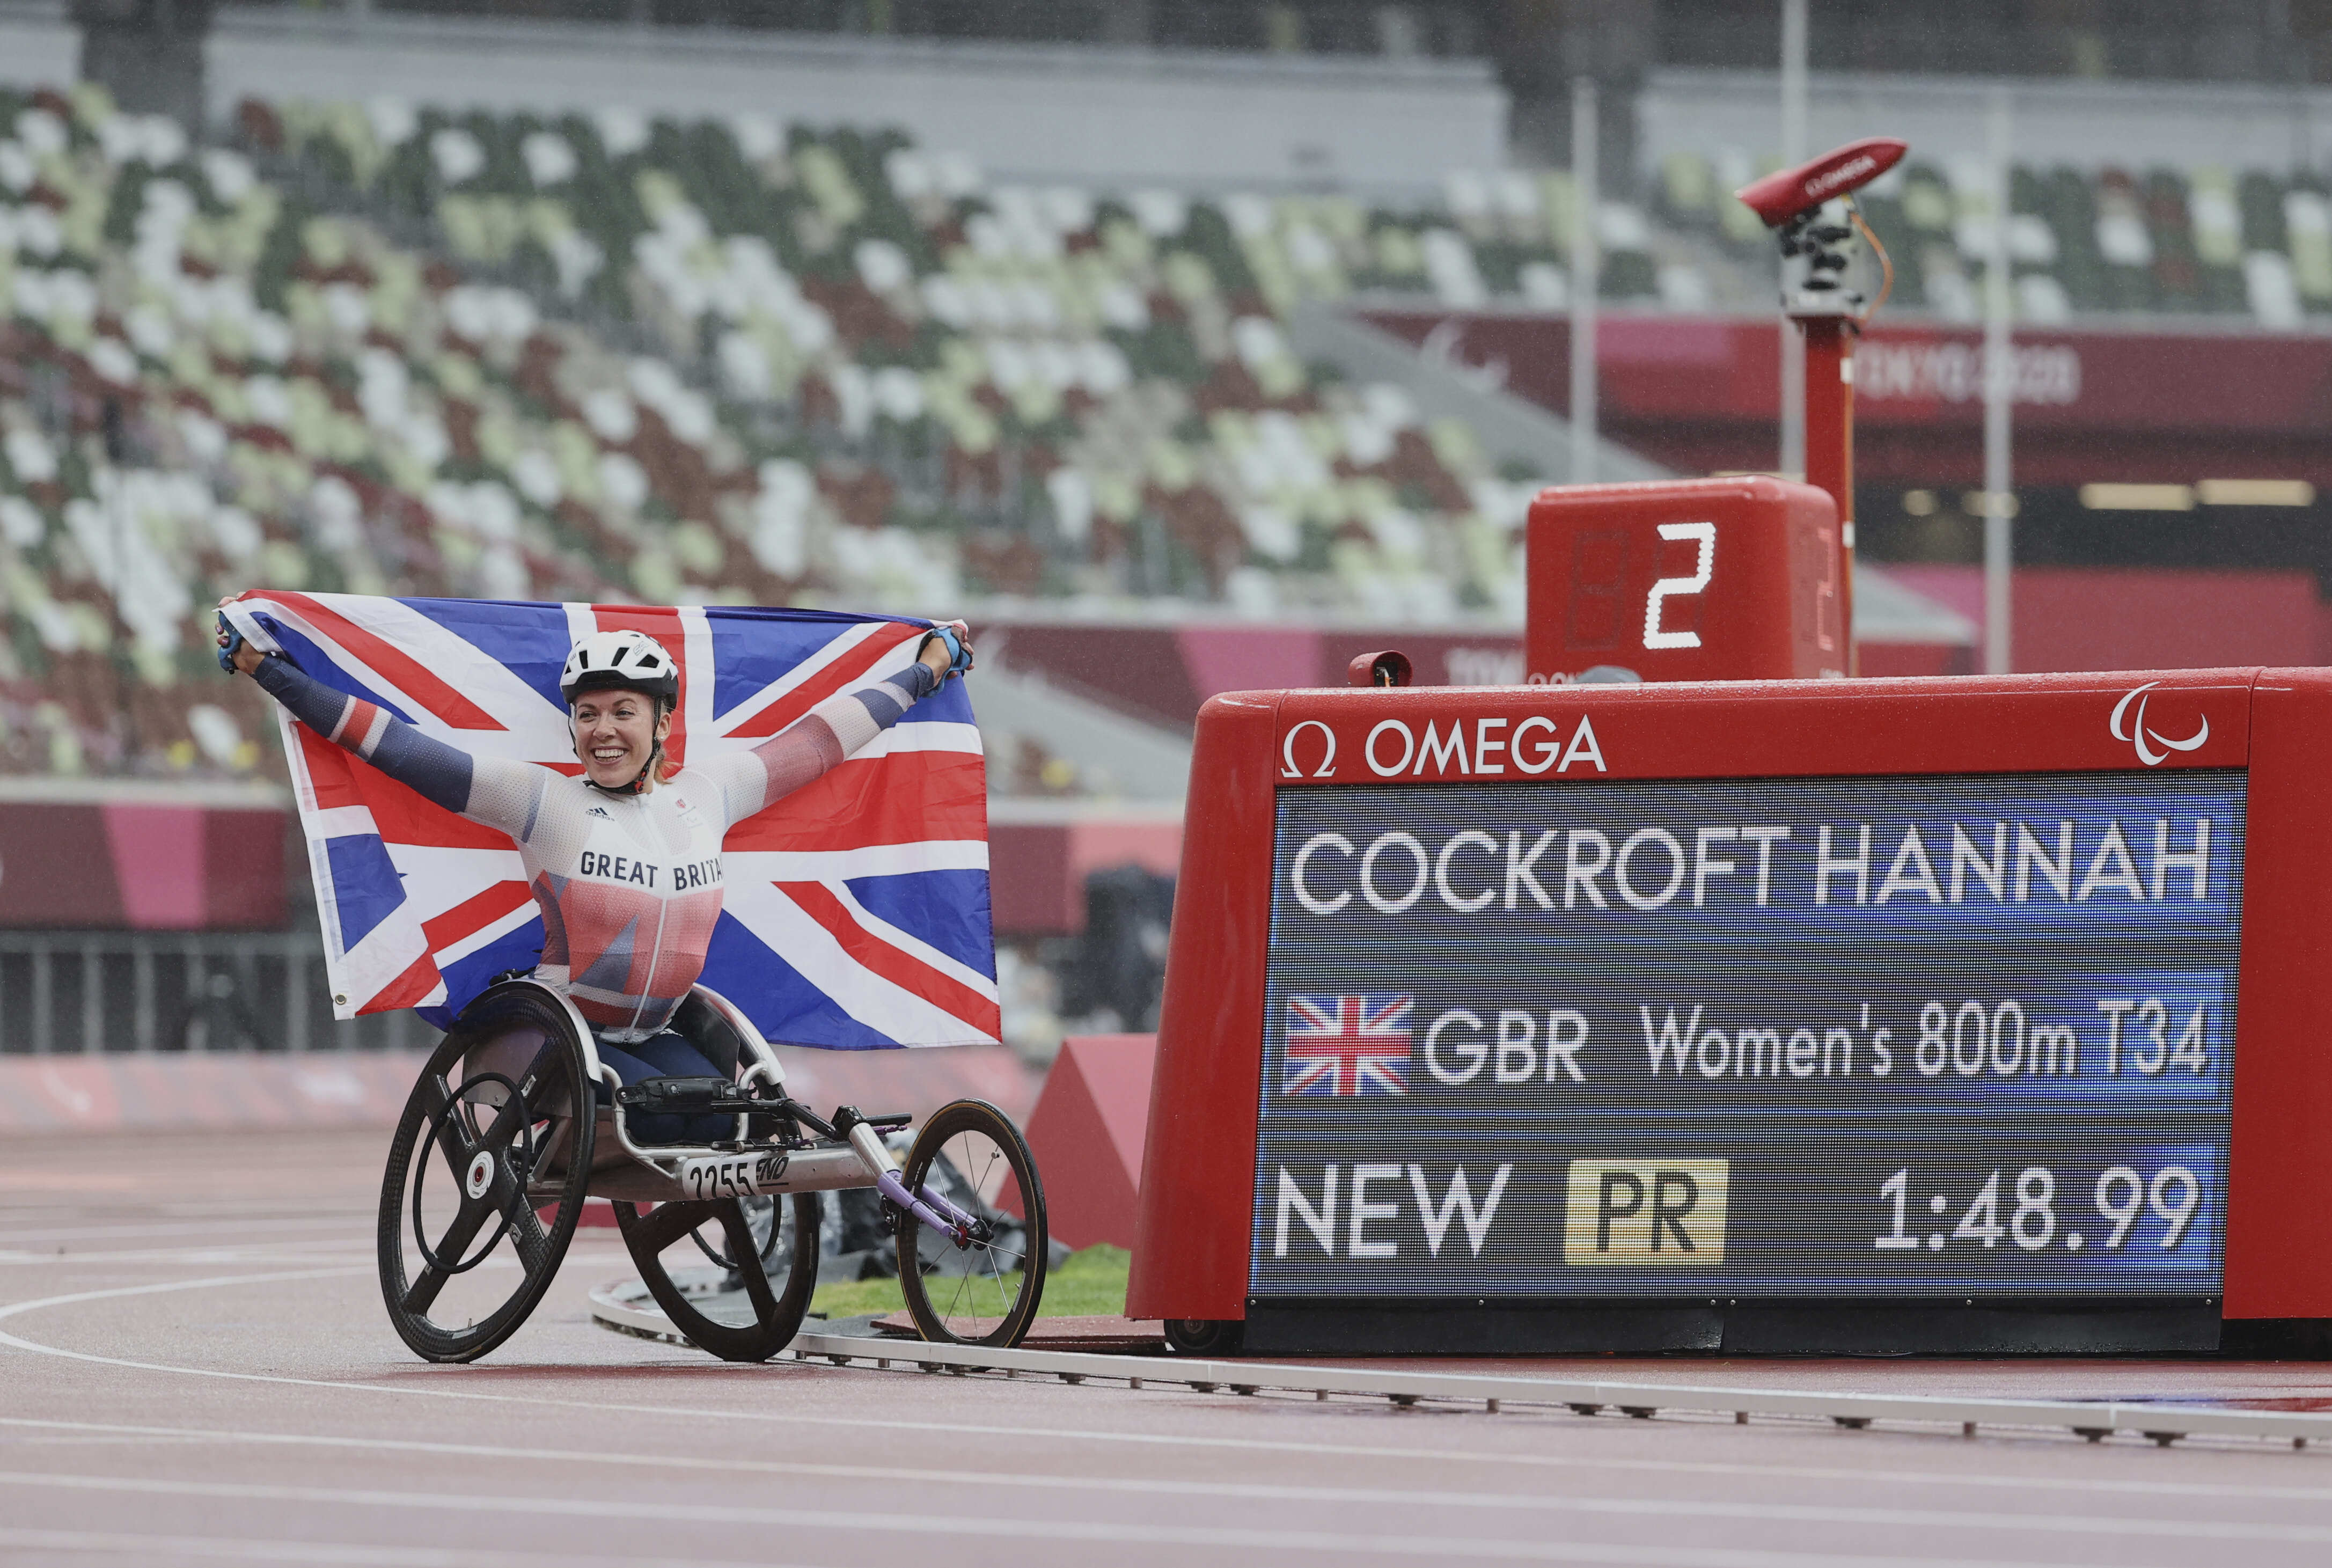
[{"x1": 809, "y1": 1243, "x2": 1131, "y2": 1322}]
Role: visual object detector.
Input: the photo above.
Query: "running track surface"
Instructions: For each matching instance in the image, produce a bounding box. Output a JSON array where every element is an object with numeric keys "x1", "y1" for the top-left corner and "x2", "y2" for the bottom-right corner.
[{"x1": 8, "y1": 1130, "x2": 2332, "y2": 1567}]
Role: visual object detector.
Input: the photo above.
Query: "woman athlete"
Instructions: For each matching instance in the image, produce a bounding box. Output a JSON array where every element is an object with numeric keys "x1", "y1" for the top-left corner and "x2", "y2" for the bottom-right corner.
[{"x1": 218, "y1": 603, "x2": 971, "y2": 1141}]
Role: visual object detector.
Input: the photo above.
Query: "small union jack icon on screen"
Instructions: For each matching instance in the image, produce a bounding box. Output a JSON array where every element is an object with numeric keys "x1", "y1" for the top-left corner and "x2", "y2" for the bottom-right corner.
[{"x1": 1284, "y1": 994, "x2": 1413, "y2": 1096}]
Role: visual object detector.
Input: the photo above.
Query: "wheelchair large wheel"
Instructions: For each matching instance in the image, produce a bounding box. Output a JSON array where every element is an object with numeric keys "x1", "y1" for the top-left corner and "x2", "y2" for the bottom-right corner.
[
  {"x1": 613, "y1": 1193, "x2": 818, "y2": 1362},
  {"x1": 896, "y1": 1099, "x2": 1048, "y2": 1347},
  {"x1": 377, "y1": 987, "x2": 595, "y2": 1363}
]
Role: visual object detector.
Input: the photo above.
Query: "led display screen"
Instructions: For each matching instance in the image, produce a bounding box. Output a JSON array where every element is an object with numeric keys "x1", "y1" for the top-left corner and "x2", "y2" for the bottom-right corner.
[{"x1": 1249, "y1": 771, "x2": 2246, "y2": 1301}]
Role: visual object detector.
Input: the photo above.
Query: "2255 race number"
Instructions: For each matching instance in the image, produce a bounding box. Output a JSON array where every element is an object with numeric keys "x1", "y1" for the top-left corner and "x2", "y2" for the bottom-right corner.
[{"x1": 677, "y1": 1151, "x2": 789, "y2": 1200}]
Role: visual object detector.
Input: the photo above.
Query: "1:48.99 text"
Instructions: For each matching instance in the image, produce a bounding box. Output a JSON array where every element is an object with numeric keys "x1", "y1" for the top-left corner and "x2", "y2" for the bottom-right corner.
[{"x1": 1874, "y1": 1164, "x2": 2200, "y2": 1254}]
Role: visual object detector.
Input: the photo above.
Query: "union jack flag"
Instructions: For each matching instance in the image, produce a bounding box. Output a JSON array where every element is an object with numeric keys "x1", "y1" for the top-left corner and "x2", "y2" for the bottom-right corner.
[
  {"x1": 231, "y1": 591, "x2": 995, "y2": 1049},
  {"x1": 1284, "y1": 994, "x2": 1413, "y2": 1096}
]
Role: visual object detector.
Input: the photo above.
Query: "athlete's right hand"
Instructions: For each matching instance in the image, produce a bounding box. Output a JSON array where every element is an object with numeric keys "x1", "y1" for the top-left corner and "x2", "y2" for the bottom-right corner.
[
  {"x1": 215, "y1": 599, "x2": 265, "y2": 676},
  {"x1": 920, "y1": 619, "x2": 973, "y2": 679}
]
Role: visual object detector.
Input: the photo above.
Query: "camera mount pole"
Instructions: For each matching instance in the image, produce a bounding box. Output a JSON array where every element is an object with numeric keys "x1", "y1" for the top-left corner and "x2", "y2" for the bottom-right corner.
[
  {"x1": 1792, "y1": 301, "x2": 1858, "y2": 675},
  {"x1": 1739, "y1": 138, "x2": 1910, "y2": 680}
]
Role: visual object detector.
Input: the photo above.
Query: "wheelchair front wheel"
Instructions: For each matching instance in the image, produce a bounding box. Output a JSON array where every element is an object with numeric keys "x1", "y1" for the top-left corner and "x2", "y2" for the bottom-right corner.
[
  {"x1": 614, "y1": 1193, "x2": 819, "y2": 1362},
  {"x1": 896, "y1": 1098, "x2": 1048, "y2": 1347},
  {"x1": 377, "y1": 989, "x2": 596, "y2": 1363}
]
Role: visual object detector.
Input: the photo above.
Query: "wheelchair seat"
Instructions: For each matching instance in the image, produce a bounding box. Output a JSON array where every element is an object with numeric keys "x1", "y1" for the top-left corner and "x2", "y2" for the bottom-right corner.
[{"x1": 583, "y1": 986, "x2": 789, "y2": 1150}]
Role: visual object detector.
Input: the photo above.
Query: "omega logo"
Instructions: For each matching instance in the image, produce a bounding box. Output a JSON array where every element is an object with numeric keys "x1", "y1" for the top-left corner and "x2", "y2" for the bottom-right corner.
[
  {"x1": 1281, "y1": 720, "x2": 1337, "y2": 779},
  {"x1": 1281, "y1": 714, "x2": 1608, "y2": 781}
]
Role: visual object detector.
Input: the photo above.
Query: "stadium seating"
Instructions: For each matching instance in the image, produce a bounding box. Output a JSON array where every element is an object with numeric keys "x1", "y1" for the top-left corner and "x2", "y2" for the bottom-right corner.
[
  {"x1": 244, "y1": 97, "x2": 1565, "y2": 630},
  {"x1": 0, "y1": 83, "x2": 1573, "y2": 779},
  {"x1": 11, "y1": 75, "x2": 2330, "y2": 784},
  {"x1": 0, "y1": 84, "x2": 720, "y2": 778}
]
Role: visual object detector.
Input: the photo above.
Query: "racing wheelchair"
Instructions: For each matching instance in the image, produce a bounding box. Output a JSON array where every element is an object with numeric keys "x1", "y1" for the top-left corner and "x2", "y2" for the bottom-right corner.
[{"x1": 376, "y1": 977, "x2": 1048, "y2": 1364}]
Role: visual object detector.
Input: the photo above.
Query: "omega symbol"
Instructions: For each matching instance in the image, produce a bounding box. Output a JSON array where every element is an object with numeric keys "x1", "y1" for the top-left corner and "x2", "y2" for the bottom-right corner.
[{"x1": 1281, "y1": 720, "x2": 1337, "y2": 779}]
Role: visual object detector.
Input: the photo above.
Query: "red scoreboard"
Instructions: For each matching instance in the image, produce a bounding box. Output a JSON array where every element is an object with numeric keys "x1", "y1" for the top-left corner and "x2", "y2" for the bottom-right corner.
[
  {"x1": 1526, "y1": 476, "x2": 1846, "y2": 685},
  {"x1": 1127, "y1": 667, "x2": 2332, "y2": 1356}
]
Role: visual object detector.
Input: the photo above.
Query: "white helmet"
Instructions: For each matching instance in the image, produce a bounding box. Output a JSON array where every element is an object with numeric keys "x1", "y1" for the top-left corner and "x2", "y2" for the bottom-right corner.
[{"x1": 559, "y1": 628, "x2": 679, "y2": 707}]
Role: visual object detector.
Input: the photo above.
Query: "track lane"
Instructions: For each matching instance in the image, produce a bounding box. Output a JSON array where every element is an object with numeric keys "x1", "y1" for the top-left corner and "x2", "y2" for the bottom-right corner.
[
  {"x1": 3, "y1": 1412, "x2": 2330, "y2": 1542},
  {"x1": 9, "y1": 1262, "x2": 2332, "y2": 1567},
  {"x1": 9, "y1": 1129, "x2": 2332, "y2": 1568}
]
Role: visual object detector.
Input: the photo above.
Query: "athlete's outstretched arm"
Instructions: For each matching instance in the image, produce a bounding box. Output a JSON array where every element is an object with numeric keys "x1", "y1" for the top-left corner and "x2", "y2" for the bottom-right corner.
[
  {"x1": 699, "y1": 624, "x2": 966, "y2": 828},
  {"x1": 225, "y1": 625, "x2": 544, "y2": 837}
]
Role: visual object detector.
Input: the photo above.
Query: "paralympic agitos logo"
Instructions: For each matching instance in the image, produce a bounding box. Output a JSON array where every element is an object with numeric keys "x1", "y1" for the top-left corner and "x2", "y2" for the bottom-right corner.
[{"x1": 2110, "y1": 682, "x2": 2209, "y2": 768}]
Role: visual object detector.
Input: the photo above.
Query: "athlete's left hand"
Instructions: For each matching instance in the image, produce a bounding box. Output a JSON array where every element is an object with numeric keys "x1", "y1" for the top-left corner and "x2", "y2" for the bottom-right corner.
[{"x1": 215, "y1": 598, "x2": 265, "y2": 677}]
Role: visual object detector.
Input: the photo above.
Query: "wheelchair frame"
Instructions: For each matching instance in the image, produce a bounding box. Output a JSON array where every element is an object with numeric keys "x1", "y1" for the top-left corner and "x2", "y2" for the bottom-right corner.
[{"x1": 476, "y1": 978, "x2": 980, "y2": 1237}]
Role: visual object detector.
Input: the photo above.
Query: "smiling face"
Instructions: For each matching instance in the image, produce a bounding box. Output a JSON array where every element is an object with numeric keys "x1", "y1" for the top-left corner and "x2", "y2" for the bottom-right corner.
[{"x1": 570, "y1": 688, "x2": 671, "y2": 789}]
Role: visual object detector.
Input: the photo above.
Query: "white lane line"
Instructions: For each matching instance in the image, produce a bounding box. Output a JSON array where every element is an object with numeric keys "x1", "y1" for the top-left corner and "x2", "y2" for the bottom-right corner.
[
  {"x1": 0, "y1": 1244, "x2": 380, "y2": 1267},
  {"x1": 0, "y1": 1267, "x2": 378, "y2": 1329},
  {"x1": 0, "y1": 1217, "x2": 362, "y2": 1244},
  {"x1": 5, "y1": 1270, "x2": 2331, "y2": 1511},
  {"x1": 0, "y1": 1526, "x2": 830, "y2": 1568},
  {"x1": 0, "y1": 1470, "x2": 2221, "y2": 1567},
  {"x1": 0, "y1": 1415, "x2": 2314, "y2": 1543},
  {"x1": 0, "y1": 1240, "x2": 622, "y2": 1271},
  {"x1": 0, "y1": 1433, "x2": 212, "y2": 1448}
]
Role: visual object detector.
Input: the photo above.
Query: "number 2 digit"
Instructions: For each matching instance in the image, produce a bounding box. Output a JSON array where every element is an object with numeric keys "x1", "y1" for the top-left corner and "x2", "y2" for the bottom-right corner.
[{"x1": 1644, "y1": 522, "x2": 1715, "y2": 650}]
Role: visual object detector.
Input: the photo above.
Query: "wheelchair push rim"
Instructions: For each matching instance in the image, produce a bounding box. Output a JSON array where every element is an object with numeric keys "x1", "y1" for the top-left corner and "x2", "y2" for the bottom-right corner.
[
  {"x1": 895, "y1": 1098, "x2": 1048, "y2": 1347},
  {"x1": 377, "y1": 987, "x2": 595, "y2": 1364}
]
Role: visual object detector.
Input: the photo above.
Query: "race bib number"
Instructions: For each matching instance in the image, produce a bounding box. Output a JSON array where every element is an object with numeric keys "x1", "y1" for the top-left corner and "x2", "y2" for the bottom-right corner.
[{"x1": 677, "y1": 1152, "x2": 789, "y2": 1200}]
